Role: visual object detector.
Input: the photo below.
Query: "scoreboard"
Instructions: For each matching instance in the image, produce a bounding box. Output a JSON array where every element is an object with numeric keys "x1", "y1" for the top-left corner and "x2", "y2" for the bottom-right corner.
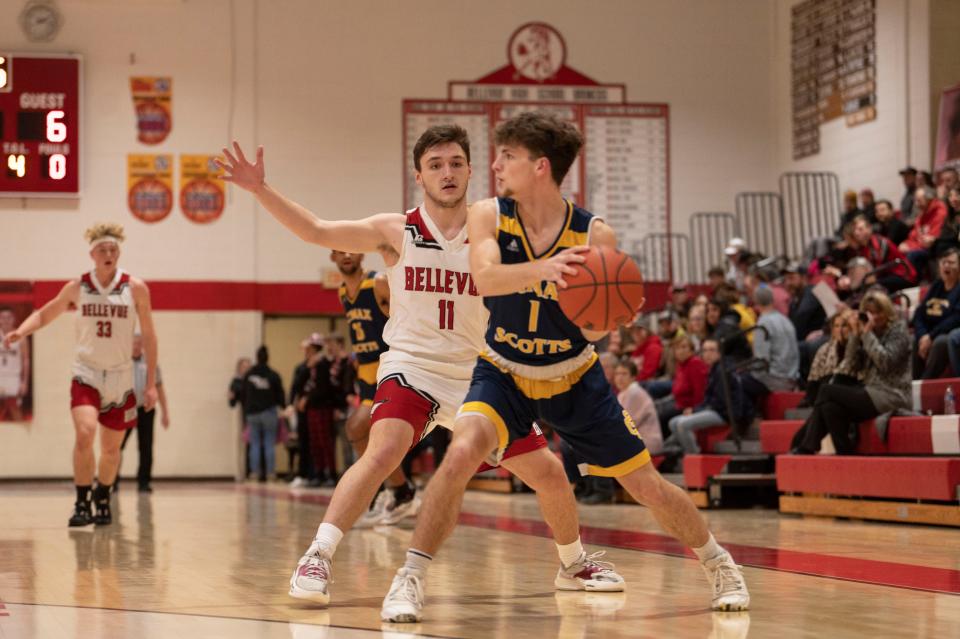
[{"x1": 0, "y1": 53, "x2": 81, "y2": 197}]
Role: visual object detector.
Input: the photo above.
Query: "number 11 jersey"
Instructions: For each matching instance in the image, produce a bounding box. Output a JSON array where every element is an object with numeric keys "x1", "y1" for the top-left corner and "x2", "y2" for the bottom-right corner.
[{"x1": 380, "y1": 206, "x2": 487, "y2": 381}]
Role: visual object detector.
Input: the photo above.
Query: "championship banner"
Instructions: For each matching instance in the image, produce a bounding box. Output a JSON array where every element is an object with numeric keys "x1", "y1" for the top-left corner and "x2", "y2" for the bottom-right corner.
[
  {"x1": 130, "y1": 76, "x2": 172, "y2": 145},
  {"x1": 179, "y1": 154, "x2": 226, "y2": 224},
  {"x1": 0, "y1": 281, "x2": 34, "y2": 423},
  {"x1": 127, "y1": 154, "x2": 173, "y2": 223}
]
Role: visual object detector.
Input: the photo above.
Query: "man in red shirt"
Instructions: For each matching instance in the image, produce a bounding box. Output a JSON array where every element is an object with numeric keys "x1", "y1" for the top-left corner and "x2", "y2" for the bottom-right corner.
[
  {"x1": 849, "y1": 216, "x2": 917, "y2": 292},
  {"x1": 900, "y1": 188, "x2": 948, "y2": 278},
  {"x1": 629, "y1": 316, "x2": 663, "y2": 382}
]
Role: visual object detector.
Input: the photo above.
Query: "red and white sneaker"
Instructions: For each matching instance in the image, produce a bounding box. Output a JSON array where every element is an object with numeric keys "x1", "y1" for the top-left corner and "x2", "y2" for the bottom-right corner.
[
  {"x1": 289, "y1": 544, "x2": 333, "y2": 604},
  {"x1": 355, "y1": 490, "x2": 394, "y2": 529},
  {"x1": 380, "y1": 494, "x2": 421, "y2": 526},
  {"x1": 554, "y1": 551, "x2": 625, "y2": 592}
]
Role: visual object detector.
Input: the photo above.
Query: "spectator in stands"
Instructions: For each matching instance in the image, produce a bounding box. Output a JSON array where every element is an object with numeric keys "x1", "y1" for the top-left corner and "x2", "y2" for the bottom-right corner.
[
  {"x1": 912, "y1": 248, "x2": 960, "y2": 379},
  {"x1": 707, "y1": 266, "x2": 727, "y2": 291},
  {"x1": 783, "y1": 262, "x2": 825, "y2": 341},
  {"x1": 872, "y1": 199, "x2": 909, "y2": 246},
  {"x1": 668, "y1": 284, "x2": 692, "y2": 318},
  {"x1": 613, "y1": 359, "x2": 662, "y2": 456},
  {"x1": 899, "y1": 166, "x2": 918, "y2": 220},
  {"x1": 706, "y1": 297, "x2": 753, "y2": 363},
  {"x1": 715, "y1": 283, "x2": 757, "y2": 337},
  {"x1": 302, "y1": 334, "x2": 351, "y2": 486},
  {"x1": 724, "y1": 238, "x2": 748, "y2": 290},
  {"x1": 645, "y1": 310, "x2": 685, "y2": 398},
  {"x1": 860, "y1": 188, "x2": 876, "y2": 222},
  {"x1": 242, "y1": 346, "x2": 286, "y2": 482},
  {"x1": 791, "y1": 290, "x2": 911, "y2": 455},
  {"x1": 664, "y1": 338, "x2": 753, "y2": 456},
  {"x1": 938, "y1": 168, "x2": 959, "y2": 208},
  {"x1": 628, "y1": 315, "x2": 663, "y2": 383},
  {"x1": 836, "y1": 189, "x2": 863, "y2": 235},
  {"x1": 687, "y1": 306, "x2": 709, "y2": 351},
  {"x1": 900, "y1": 188, "x2": 948, "y2": 275},
  {"x1": 655, "y1": 335, "x2": 709, "y2": 437},
  {"x1": 746, "y1": 266, "x2": 790, "y2": 316},
  {"x1": 919, "y1": 170, "x2": 935, "y2": 191},
  {"x1": 849, "y1": 216, "x2": 917, "y2": 292},
  {"x1": 799, "y1": 311, "x2": 863, "y2": 408},
  {"x1": 751, "y1": 286, "x2": 800, "y2": 391},
  {"x1": 933, "y1": 187, "x2": 960, "y2": 258}
]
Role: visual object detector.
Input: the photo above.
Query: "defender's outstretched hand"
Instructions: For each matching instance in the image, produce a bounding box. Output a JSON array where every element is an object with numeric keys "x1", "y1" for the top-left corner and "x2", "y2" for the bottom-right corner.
[{"x1": 216, "y1": 141, "x2": 265, "y2": 193}]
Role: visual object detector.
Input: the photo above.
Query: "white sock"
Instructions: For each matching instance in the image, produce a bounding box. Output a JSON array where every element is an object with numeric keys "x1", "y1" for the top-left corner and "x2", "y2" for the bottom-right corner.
[
  {"x1": 404, "y1": 548, "x2": 433, "y2": 575},
  {"x1": 313, "y1": 522, "x2": 344, "y2": 556},
  {"x1": 693, "y1": 533, "x2": 723, "y2": 563},
  {"x1": 556, "y1": 538, "x2": 585, "y2": 568}
]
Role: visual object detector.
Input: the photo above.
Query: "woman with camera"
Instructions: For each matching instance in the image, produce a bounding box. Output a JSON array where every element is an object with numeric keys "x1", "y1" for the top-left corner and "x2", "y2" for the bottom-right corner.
[{"x1": 791, "y1": 290, "x2": 911, "y2": 455}]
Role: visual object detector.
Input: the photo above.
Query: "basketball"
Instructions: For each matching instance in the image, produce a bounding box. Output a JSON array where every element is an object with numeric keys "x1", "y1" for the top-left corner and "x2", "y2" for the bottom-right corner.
[{"x1": 558, "y1": 246, "x2": 645, "y2": 332}]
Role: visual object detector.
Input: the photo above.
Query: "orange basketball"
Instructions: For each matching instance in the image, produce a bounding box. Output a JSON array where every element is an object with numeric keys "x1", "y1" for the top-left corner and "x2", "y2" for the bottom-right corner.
[{"x1": 558, "y1": 246, "x2": 645, "y2": 332}]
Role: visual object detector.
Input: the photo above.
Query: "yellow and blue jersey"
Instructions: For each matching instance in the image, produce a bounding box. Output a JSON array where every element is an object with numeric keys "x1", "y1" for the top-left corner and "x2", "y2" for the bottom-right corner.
[
  {"x1": 484, "y1": 197, "x2": 595, "y2": 368},
  {"x1": 339, "y1": 271, "x2": 388, "y2": 404}
]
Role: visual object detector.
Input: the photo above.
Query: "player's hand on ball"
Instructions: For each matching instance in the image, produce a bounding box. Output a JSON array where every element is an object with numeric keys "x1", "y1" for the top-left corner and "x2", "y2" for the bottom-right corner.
[
  {"x1": 216, "y1": 141, "x2": 265, "y2": 193},
  {"x1": 540, "y1": 245, "x2": 589, "y2": 289}
]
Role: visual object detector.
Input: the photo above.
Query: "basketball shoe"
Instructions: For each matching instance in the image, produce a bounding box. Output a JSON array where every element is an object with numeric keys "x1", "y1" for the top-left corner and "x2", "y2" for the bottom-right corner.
[
  {"x1": 68, "y1": 500, "x2": 93, "y2": 527},
  {"x1": 92, "y1": 484, "x2": 112, "y2": 526},
  {"x1": 703, "y1": 551, "x2": 750, "y2": 611},
  {"x1": 355, "y1": 489, "x2": 394, "y2": 529},
  {"x1": 289, "y1": 542, "x2": 333, "y2": 604},
  {"x1": 380, "y1": 493, "x2": 421, "y2": 526},
  {"x1": 554, "y1": 551, "x2": 625, "y2": 592},
  {"x1": 380, "y1": 567, "x2": 425, "y2": 623}
]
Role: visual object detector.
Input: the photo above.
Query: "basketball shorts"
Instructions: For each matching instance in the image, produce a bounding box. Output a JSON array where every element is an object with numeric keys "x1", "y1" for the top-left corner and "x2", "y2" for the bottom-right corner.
[
  {"x1": 70, "y1": 361, "x2": 137, "y2": 431},
  {"x1": 356, "y1": 361, "x2": 379, "y2": 406},
  {"x1": 370, "y1": 360, "x2": 546, "y2": 465},
  {"x1": 458, "y1": 354, "x2": 651, "y2": 477}
]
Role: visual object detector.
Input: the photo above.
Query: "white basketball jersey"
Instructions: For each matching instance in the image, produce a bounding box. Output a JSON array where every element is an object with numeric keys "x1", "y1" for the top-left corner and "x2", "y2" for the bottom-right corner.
[
  {"x1": 380, "y1": 206, "x2": 487, "y2": 380},
  {"x1": 75, "y1": 269, "x2": 137, "y2": 370},
  {"x1": 0, "y1": 339, "x2": 22, "y2": 396}
]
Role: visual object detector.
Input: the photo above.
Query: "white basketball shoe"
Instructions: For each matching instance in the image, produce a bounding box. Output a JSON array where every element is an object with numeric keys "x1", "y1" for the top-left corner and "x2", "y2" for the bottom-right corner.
[
  {"x1": 380, "y1": 567, "x2": 426, "y2": 623},
  {"x1": 380, "y1": 493, "x2": 421, "y2": 526},
  {"x1": 355, "y1": 490, "x2": 395, "y2": 529},
  {"x1": 703, "y1": 551, "x2": 750, "y2": 611},
  {"x1": 554, "y1": 551, "x2": 626, "y2": 592},
  {"x1": 288, "y1": 543, "x2": 333, "y2": 604}
]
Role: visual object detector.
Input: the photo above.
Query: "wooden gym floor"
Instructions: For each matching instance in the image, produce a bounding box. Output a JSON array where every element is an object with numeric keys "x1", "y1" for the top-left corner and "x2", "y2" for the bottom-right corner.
[{"x1": 0, "y1": 482, "x2": 958, "y2": 638}]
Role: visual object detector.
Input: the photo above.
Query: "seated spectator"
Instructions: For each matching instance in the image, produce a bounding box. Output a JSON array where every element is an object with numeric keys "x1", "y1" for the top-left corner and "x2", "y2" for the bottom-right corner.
[
  {"x1": 707, "y1": 266, "x2": 727, "y2": 291},
  {"x1": 613, "y1": 359, "x2": 662, "y2": 456},
  {"x1": 832, "y1": 256, "x2": 875, "y2": 308},
  {"x1": 836, "y1": 189, "x2": 863, "y2": 235},
  {"x1": 747, "y1": 266, "x2": 790, "y2": 316},
  {"x1": 849, "y1": 215, "x2": 917, "y2": 292},
  {"x1": 628, "y1": 315, "x2": 663, "y2": 383},
  {"x1": 664, "y1": 338, "x2": 754, "y2": 455},
  {"x1": 860, "y1": 188, "x2": 876, "y2": 222},
  {"x1": 873, "y1": 199, "x2": 909, "y2": 246},
  {"x1": 668, "y1": 284, "x2": 692, "y2": 319},
  {"x1": 714, "y1": 283, "x2": 757, "y2": 338},
  {"x1": 900, "y1": 187, "x2": 947, "y2": 275},
  {"x1": 724, "y1": 238, "x2": 748, "y2": 291},
  {"x1": 932, "y1": 187, "x2": 960, "y2": 258},
  {"x1": 791, "y1": 291, "x2": 912, "y2": 455},
  {"x1": 899, "y1": 166, "x2": 918, "y2": 221},
  {"x1": 751, "y1": 285, "x2": 800, "y2": 392},
  {"x1": 800, "y1": 311, "x2": 863, "y2": 408},
  {"x1": 783, "y1": 262, "x2": 826, "y2": 341},
  {"x1": 706, "y1": 297, "x2": 753, "y2": 363},
  {"x1": 686, "y1": 306, "x2": 709, "y2": 351},
  {"x1": 640, "y1": 310, "x2": 686, "y2": 399},
  {"x1": 655, "y1": 335, "x2": 709, "y2": 437},
  {"x1": 937, "y1": 167, "x2": 959, "y2": 207},
  {"x1": 913, "y1": 248, "x2": 960, "y2": 378}
]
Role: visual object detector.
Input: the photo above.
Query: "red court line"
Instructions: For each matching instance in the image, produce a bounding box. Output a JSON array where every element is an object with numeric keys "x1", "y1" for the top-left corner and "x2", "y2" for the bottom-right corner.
[{"x1": 242, "y1": 485, "x2": 960, "y2": 596}]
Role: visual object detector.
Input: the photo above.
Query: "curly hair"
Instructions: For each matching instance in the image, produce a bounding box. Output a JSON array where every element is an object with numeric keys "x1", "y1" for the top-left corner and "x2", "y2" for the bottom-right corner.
[{"x1": 84, "y1": 222, "x2": 125, "y2": 244}]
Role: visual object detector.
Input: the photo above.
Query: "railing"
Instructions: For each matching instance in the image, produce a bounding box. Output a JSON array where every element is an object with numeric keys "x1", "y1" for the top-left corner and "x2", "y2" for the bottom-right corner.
[
  {"x1": 779, "y1": 172, "x2": 841, "y2": 260},
  {"x1": 635, "y1": 233, "x2": 692, "y2": 284},
  {"x1": 736, "y1": 192, "x2": 788, "y2": 261},
  {"x1": 689, "y1": 212, "x2": 739, "y2": 283}
]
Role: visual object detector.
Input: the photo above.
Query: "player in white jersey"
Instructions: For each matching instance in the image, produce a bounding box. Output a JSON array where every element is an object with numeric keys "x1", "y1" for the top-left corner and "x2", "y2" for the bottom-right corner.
[
  {"x1": 0, "y1": 308, "x2": 30, "y2": 421},
  {"x1": 218, "y1": 126, "x2": 624, "y2": 609},
  {"x1": 3, "y1": 223, "x2": 158, "y2": 527}
]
